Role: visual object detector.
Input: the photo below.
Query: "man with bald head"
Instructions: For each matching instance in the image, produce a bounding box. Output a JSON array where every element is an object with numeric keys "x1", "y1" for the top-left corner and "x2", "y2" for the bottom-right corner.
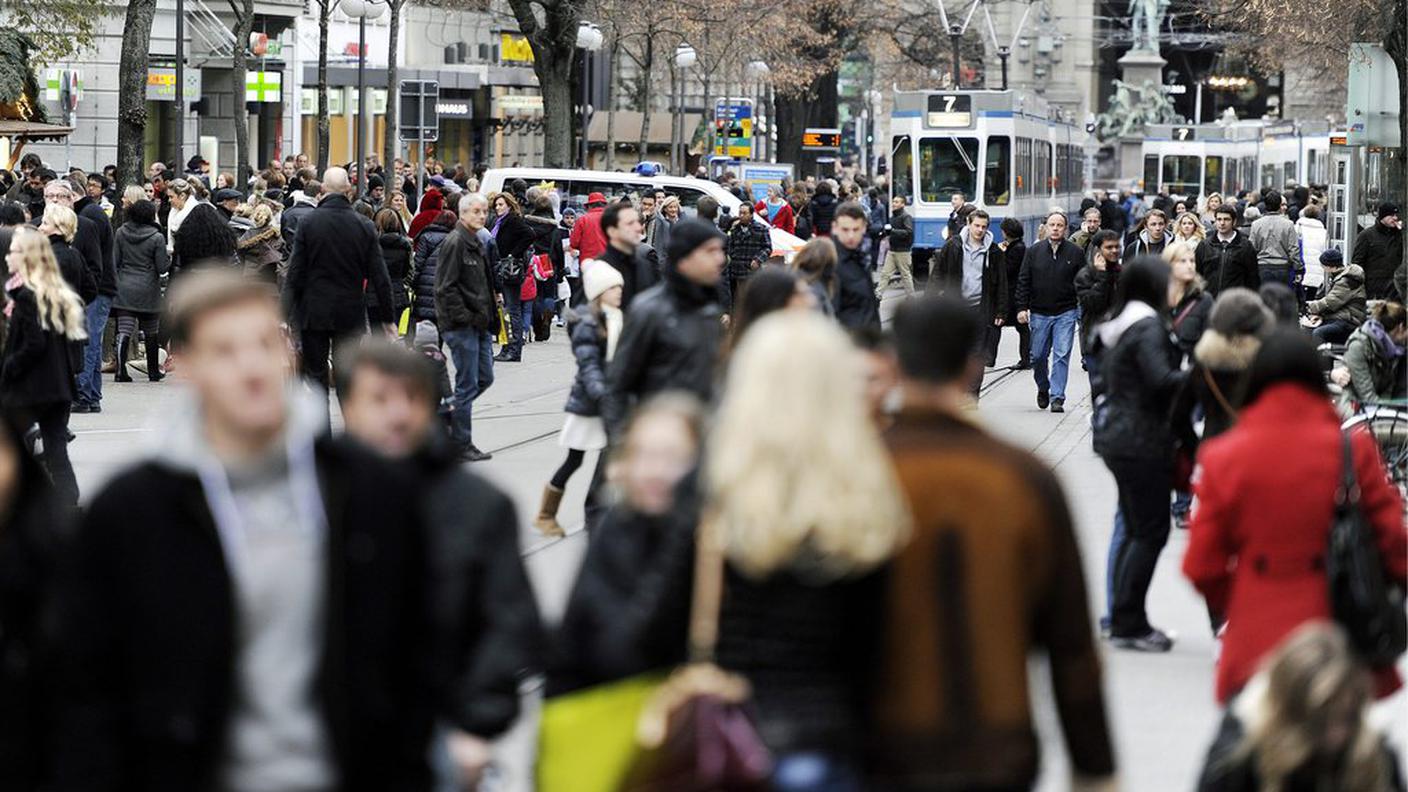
[{"x1": 284, "y1": 166, "x2": 395, "y2": 407}]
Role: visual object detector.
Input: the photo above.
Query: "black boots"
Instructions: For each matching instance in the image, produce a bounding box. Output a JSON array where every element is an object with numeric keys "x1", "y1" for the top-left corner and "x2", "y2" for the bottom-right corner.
[
  {"x1": 114, "y1": 334, "x2": 164, "y2": 382},
  {"x1": 114, "y1": 334, "x2": 133, "y2": 382},
  {"x1": 146, "y1": 339, "x2": 164, "y2": 382}
]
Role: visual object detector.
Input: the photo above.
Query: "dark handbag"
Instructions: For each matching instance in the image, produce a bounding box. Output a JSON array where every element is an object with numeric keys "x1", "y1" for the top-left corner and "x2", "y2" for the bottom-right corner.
[
  {"x1": 623, "y1": 516, "x2": 773, "y2": 791},
  {"x1": 496, "y1": 253, "x2": 526, "y2": 286},
  {"x1": 1326, "y1": 431, "x2": 1408, "y2": 665}
]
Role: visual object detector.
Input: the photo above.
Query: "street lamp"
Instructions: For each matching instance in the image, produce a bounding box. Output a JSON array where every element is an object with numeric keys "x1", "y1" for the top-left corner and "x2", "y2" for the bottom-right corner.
[
  {"x1": 340, "y1": 0, "x2": 385, "y2": 197},
  {"x1": 576, "y1": 21, "x2": 604, "y2": 168},
  {"x1": 746, "y1": 60, "x2": 768, "y2": 160},
  {"x1": 673, "y1": 44, "x2": 696, "y2": 174}
]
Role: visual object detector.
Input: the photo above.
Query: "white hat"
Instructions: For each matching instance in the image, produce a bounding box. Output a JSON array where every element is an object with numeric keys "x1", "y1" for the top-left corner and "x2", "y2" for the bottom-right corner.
[{"x1": 582, "y1": 259, "x2": 624, "y2": 302}]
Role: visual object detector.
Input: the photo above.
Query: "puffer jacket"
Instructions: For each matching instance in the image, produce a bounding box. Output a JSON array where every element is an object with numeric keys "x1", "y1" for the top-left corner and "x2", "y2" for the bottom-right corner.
[
  {"x1": 409, "y1": 215, "x2": 455, "y2": 324},
  {"x1": 113, "y1": 223, "x2": 170, "y2": 313},
  {"x1": 809, "y1": 194, "x2": 837, "y2": 237},
  {"x1": 1171, "y1": 286, "x2": 1213, "y2": 360},
  {"x1": 376, "y1": 232, "x2": 413, "y2": 319},
  {"x1": 1091, "y1": 310, "x2": 1189, "y2": 461},
  {"x1": 236, "y1": 224, "x2": 283, "y2": 284},
  {"x1": 564, "y1": 309, "x2": 611, "y2": 420},
  {"x1": 1305, "y1": 263, "x2": 1366, "y2": 326},
  {"x1": 1342, "y1": 321, "x2": 1406, "y2": 405}
]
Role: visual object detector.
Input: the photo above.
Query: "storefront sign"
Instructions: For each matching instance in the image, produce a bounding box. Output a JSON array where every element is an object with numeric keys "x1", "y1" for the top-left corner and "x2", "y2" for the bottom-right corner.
[
  {"x1": 146, "y1": 63, "x2": 202, "y2": 101},
  {"x1": 493, "y1": 94, "x2": 543, "y2": 116},
  {"x1": 245, "y1": 70, "x2": 282, "y2": 103},
  {"x1": 435, "y1": 101, "x2": 472, "y2": 118},
  {"x1": 500, "y1": 33, "x2": 534, "y2": 64}
]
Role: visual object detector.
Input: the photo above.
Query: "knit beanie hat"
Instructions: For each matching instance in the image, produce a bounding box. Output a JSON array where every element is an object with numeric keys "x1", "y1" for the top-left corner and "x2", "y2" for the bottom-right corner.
[
  {"x1": 1209, "y1": 287, "x2": 1274, "y2": 338},
  {"x1": 413, "y1": 319, "x2": 440, "y2": 348},
  {"x1": 1378, "y1": 201, "x2": 1400, "y2": 221},
  {"x1": 582, "y1": 259, "x2": 625, "y2": 302},
  {"x1": 1319, "y1": 248, "x2": 1344, "y2": 268},
  {"x1": 665, "y1": 217, "x2": 724, "y2": 267},
  {"x1": 1243, "y1": 206, "x2": 1261, "y2": 221}
]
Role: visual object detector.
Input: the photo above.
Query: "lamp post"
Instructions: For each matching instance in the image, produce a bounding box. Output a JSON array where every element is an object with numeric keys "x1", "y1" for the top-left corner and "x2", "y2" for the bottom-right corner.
[
  {"x1": 745, "y1": 60, "x2": 768, "y2": 161},
  {"x1": 673, "y1": 44, "x2": 696, "y2": 174},
  {"x1": 576, "y1": 21, "x2": 604, "y2": 168},
  {"x1": 340, "y1": 0, "x2": 385, "y2": 198}
]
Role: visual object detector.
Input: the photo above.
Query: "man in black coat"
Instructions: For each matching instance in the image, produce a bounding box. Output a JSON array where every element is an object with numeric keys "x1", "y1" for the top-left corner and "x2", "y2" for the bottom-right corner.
[
  {"x1": 51, "y1": 271, "x2": 436, "y2": 792},
  {"x1": 434, "y1": 195, "x2": 499, "y2": 462},
  {"x1": 831, "y1": 201, "x2": 881, "y2": 330},
  {"x1": 284, "y1": 167, "x2": 394, "y2": 404},
  {"x1": 1195, "y1": 206, "x2": 1260, "y2": 296},
  {"x1": 1015, "y1": 210, "x2": 1086, "y2": 413},
  {"x1": 1352, "y1": 201, "x2": 1403, "y2": 301},
  {"x1": 338, "y1": 340, "x2": 543, "y2": 789},
  {"x1": 597, "y1": 202, "x2": 659, "y2": 312}
]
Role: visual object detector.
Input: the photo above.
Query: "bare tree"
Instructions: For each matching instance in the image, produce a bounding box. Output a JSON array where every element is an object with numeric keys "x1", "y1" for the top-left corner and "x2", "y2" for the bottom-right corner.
[
  {"x1": 312, "y1": 0, "x2": 336, "y2": 172},
  {"x1": 505, "y1": 0, "x2": 586, "y2": 167},
  {"x1": 382, "y1": 0, "x2": 411, "y2": 170},
  {"x1": 228, "y1": 0, "x2": 255, "y2": 189},
  {"x1": 116, "y1": 0, "x2": 159, "y2": 192}
]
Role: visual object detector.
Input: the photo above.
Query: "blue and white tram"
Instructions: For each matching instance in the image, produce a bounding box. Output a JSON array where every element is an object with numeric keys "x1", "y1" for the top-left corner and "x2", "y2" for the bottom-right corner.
[
  {"x1": 1257, "y1": 121, "x2": 1331, "y2": 188},
  {"x1": 1140, "y1": 122, "x2": 1262, "y2": 200},
  {"x1": 888, "y1": 89, "x2": 1087, "y2": 258}
]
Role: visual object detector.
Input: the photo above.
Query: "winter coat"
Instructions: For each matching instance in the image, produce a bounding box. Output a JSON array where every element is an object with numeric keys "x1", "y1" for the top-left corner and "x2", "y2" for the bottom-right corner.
[
  {"x1": 886, "y1": 210, "x2": 914, "y2": 253},
  {"x1": 1074, "y1": 261, "x2": 1117, "y2": 328},
  {"x1": 410, "y1": 441, "x2": 544, "y2": 738},
  {"x1": 645, "y1": 214, "x2": 675, "y2": 253},
  {"x1": 113, "y1": 223, "x2": 170, "y2": 314},
  {"x1": 1196, "y1": 232, "x2": 1260, "y2": 295},
  {"x1": 1352, "y1": 222, "x2": 1404, "y2": 301},
  {"x1": 236, "y1": 224, "x2": 282, "y2": 284},
  {"x1": 372, "y1": 232, "x2": 412, "y2": 319},
  {"x1": 0, "y1": 449, "x2": 68, "y2": 791},
  {"x1": 50, "y1": 435, "x2": 437, "y2": 792},
  {"x1": 832, "y1": 239, "x2": 880, "y2": 330},
  {"x1": 809, "y1": 194, "x2": 837, "y2": 237},
  {"x1": 434, "y1": 225, "x2": 497, "y2": 334},
  {"x1": 597, "y1": 245, "x2": 659, "y2": 314},
  {"x1": 754, "y1": 200, "x2": 794, "y2": 235},
  {"x1": 407, "y1": 190, "x2": 445, "y2": 240},
  {"x1": 1015, "y1": 239, "x2": 1085, "y2": 316},
  {"x1": 49, "y1": 236, "x2": 96, "y2": 304},
  {"x1": 1293, "y1": 216, "x2": 1328, "y2": 289},
  {"x1": 1170, "y1": 286, "x2": 1213, "y2": 360},
  {"x1": 491, "y1": 212, "x2": 536, "y2": 273},
  {"x1": 792, "y1": 201, "x2": 814, "y2": 240},
  {"x1": 1342, "y1": 321, "x2": 1406, "y2": 405},
  {"x1": 716, "y1": 563, "x2": 886, "y2": 757},
  {"x1": 725, "y1": 219, "x2": 772, "y2": 279},
  {"x1": 1306, "y1": 263, "x2": 1366, "y2": 326},
  {"x1": 0, "y1": 285, "x2": 77, "y2": 409},
  {"x1": 1183, "y1": 329, "x2": 1259, "y2": 442},
  {"x1": 1184, "y1": 383, "x2": 1408, "y2": 704},
  {"x1": 1121, "y1": 229, "x2": 1167, "y2": 262},
  {"x1": 76, "y1": 199, "x2": 117, "y2": 298},
  {"x1": 1091, "y1": 313, "x2": 1188, "y2": 461},
  {"x1": 873, "y1": 406, "x2": 1115, "y2": 789},
  {"x1": 999, "y1": 239, "x2": 1027, "y2": 324},
  {"x1": 603, "y1": 268, "x2": 724, "y2": 440},
  {"x1": 564, "y1": 309, "x2": 612, "y2": 419},
  {"x1": 930, "y1": 227, "x2": 1007, "y2": 322},
  {"x1": 568, "y1": 207, "x2": 607, "y2": 262},
  {"x1": 1248, "y1": 213, "x2": 1302, "y2": 276},
  {"x1": 409, "y1": 216, "x2": 455, "y2": 325},
  {"x1": 280, "y1": 196, "x2": 316, "y2": 252},
  {"x1": 284, "y1": 194, "x2": 394, "y2": 332}
]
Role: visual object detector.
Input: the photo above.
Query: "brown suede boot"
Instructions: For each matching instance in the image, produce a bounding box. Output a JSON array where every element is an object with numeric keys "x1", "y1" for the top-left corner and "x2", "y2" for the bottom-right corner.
[{"x1": 533, "y1": 485, "x2": 566, "y2": 538}]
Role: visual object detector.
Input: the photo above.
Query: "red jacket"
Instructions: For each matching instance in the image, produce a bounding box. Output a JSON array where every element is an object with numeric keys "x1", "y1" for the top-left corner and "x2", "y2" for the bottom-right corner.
[
  {"x1": 568, "y1": 207, "x2": 607, "y2": 262},
  {"x1": 409, "y1": 190, "x2": 445, "y2": 240},
  {"x1": 1183, "y1": 383, "x2": 1407, "y2": 704},
  {"x1": 754, "y1": 200, "x2": 794, "y2": 235}
]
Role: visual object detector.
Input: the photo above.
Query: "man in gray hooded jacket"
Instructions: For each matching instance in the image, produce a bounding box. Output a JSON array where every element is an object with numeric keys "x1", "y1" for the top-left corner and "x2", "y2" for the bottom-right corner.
[{"x1": 929, "y1": 208, "x2": 1008, "y2": 394}]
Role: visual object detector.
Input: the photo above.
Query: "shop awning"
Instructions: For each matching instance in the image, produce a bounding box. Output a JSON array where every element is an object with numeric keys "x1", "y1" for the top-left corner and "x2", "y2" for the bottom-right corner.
[
  {"x1": 0, "y1": 119, "x2": 74, "y2": 141},
  {"x1": 587, "y1": 111, "x2": 702, "y2": 146}
]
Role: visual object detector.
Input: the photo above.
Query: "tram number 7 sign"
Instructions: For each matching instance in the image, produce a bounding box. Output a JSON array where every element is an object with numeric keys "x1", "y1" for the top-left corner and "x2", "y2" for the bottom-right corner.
[{"x1": 925, "y1": 94, "x2": 972, "y2": 128}]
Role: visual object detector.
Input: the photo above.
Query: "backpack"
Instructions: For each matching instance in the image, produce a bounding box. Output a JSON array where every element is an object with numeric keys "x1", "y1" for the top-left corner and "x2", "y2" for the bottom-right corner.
[{"x1": 1326, "y1": 431, "x2": 1408, "y2": 665}]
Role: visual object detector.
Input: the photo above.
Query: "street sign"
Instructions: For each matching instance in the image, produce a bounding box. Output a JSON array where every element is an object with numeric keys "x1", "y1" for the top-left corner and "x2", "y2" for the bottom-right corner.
[
  {"x1": 245, "y1": 70, "x2": 282, "y2": 103},
  {"x1": 713, "y1": 98, "x2": 753, "y2": 158},
  {"x1": 44, "y1": 69, "x2": 83, "y2": 107},
  {"x1": 398, "y1": 80, "x2": 439, "y2": 142},
  {"x1": 739, "y1": 163, "x2": 794, "y2": 202},
  {"x1": 801, "y1": 128, "x2": 842, "y2": 150}
]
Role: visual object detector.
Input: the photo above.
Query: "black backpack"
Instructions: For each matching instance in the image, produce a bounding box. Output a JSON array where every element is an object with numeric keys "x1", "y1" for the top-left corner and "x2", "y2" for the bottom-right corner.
[{"x1": 1326, "y1": 431, "x2": 1407, "y2": 665}]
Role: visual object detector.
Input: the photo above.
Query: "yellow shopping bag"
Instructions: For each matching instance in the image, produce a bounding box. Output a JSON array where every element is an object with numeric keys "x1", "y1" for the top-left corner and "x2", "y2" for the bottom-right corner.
[
  {"x1": 496, "y1": 305, "x2": 510, "y2": 346},
  {"x1": 537, "y1": 672, "x2": 666, "y2": 792},
  {"x1": 397, "y1": 307, "x2": 411, "y2": 337}
]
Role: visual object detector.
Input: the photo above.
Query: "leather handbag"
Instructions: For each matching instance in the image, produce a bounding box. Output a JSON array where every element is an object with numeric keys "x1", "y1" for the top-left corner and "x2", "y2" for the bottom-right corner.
[{"x1": 622, "y1": 516, "x2": 773, "y2": 792}]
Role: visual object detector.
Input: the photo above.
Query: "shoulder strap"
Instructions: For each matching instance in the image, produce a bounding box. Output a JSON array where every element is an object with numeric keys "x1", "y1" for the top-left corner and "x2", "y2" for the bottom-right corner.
[
  {"x1": 1202, "y1": 366, "x2": 1238, "y2": 422},
  {"x1": 1172, "y1": 297, "x2": 1200, "y2": 329},
  {"x1": 1337, "y1": 431, "x2": 1361, "y2": 508},
  {"x1": 687, "y1": 512, "x2": 726, "y2": 663}
]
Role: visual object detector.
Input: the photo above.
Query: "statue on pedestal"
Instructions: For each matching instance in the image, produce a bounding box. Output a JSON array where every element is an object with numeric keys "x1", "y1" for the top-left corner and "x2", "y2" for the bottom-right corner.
[
  {"x1": 1095, "y1": 79, "x2": 1182, "y2": 140},
  {"x1": 1129, "y1": 0, "x2": 1170, "y2": 53}
]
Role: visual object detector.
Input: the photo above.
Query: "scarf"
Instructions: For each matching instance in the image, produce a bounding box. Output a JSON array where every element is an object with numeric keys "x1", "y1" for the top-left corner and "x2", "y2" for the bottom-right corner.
[
  {"x1": 1364, "y1": 319, "x2": 1405, "y2": 359},
  {"x1": 764, "y1": 198, "x2": 784, "y2": 222},
  {"x1": 490, "y1": 212, "x2": 506, "y2": 238},
  {"x1": 603, "y1": 305, "x2": 624, "y2": 362}
]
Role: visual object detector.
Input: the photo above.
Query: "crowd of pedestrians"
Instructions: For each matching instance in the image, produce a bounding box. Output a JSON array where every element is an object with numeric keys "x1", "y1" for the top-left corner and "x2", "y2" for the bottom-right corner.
[{"x1": 0, "y1": 145, "x2": 1404, "y2": 792}]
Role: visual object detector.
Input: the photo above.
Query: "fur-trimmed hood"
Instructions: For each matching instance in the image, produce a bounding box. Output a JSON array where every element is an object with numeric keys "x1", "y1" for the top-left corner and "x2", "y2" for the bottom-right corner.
[
  {"x1": 237, "y1": 223, "x2": 281, "y2": 251},
  {"x1": 1194, "y1": 328, "x2": 1261, "y2": 371}
]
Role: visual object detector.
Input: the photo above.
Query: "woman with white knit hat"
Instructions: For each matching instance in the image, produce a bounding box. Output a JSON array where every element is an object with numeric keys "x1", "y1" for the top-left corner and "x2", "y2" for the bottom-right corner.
[{"x1": 533, "y1": 259, "x2": 625, "y2": 536}]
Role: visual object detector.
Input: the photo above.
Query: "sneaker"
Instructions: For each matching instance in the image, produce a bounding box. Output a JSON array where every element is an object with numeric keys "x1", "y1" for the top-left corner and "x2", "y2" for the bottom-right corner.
[
  {"x1": 460, "y1": 445, "x2": 493, "y2": 463},
  {"x1": 1110, "y1": 628, "x2": 1174, "y2": 653},
  {"x1": 71, "y1": 402, "x2": 100, "y2": 414},
  {"x1": 1172, "y1": 512, "x2": 1190, "y2": 531},
  {"x1": 1050, "y1": 398, "x2": 1065, "y2": 413},
  {"x1": 1037, "y1": 390, "x2": 1050, "y2": 410},
  {"x1": 1013, "y1": 360, "x2": 1031, "y2": 370}
]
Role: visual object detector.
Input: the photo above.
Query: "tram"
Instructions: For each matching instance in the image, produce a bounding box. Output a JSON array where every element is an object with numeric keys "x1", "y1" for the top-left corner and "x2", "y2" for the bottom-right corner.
[
  {"x1": 888, "y1": 89, "x2": 1088, "y2": 256},
  {"x1": 1140, "y1": 120, "x2": 1333, "y2": 200}
]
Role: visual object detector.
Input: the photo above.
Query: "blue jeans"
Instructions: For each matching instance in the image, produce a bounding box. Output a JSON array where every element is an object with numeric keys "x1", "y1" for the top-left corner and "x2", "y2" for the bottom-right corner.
[
  {"x1": 1103, "y1": 507, "x2": 1126, "y2": 630},
  {"x1": 76, "y1": 294, "x2": 112, "y2": 406},
  {"x1": 520, "y1": 301, "x2": 533, "y2": 340},
  {"x1": 1028, "y1": 308, "x2": 1079, "y2": 400},
  {"x1": 771, "y1": 752, "x2": 862, "y2": 792},
  {"x1": 442, "y1": 327, "x2": 495, "y2": 450},
  {"x1": 500, "y1": 285, "x2": 523, "y2": 354}
]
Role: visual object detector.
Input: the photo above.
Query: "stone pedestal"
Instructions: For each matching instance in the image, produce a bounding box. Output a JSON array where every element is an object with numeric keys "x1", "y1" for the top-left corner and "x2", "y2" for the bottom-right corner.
[{"x1": 1117, "y1": 48, "x2": 1167, "y2": 91}]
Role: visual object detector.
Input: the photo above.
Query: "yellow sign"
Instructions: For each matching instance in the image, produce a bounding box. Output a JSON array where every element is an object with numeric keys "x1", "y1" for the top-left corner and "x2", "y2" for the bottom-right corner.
[{"x1": 500, "y1": 33, "x2": 534, "y2": 64}]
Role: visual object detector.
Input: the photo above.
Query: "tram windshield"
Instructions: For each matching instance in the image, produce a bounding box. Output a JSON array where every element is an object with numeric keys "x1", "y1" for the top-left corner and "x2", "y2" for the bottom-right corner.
[
  {"x1": 1162, "y1": 155, "x2": 1202, "y2": 197},
  {"x1": 985, "y1": 136, "x2": 1011, "y2": 205},
  {"x1": 919, "y1": 137, "x2": 979, "y2": 204}
]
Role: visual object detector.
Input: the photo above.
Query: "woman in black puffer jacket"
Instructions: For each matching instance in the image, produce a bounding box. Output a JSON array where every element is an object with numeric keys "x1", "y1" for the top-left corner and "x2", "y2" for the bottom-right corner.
[
  {"x1": 371, "y1": 208, "x2": 412, "y2": 332},
  {"x1": 809, "y1": 182, "x2": 838, "y2": 238},
  {"x1": 407, "y1": 210, "x2": 456, "y2": 326},
  {"x1": 1090, "y1": 256, "x2": 1189, "y2": 654}
]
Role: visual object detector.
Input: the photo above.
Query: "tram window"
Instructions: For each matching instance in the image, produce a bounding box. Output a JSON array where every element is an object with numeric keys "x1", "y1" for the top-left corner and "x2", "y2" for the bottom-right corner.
[
  {"x1": 1036, "y1": 141, "x2": 1052, "y2": 196},
  {"x1": 1162, "y1": 155, "x2": 1201, "y2": 198},
  {"x1": 1204, "y1": 156, "x2": 1222, "y2": 197},
  {"x1": 1307, "y1": 150, "x2": 1318, "y2": 185},
  {"x1": 984, "y1": 136, "x2": 1011, "y2": 205},
  {"x1": 891, "y1": 135, "x2": 914, "y2": 205},
  {"x1": 1261, "y1": 164, "x2": 1276, "y2": 188},
  {"x1": 1017, "y1": 138, "x2": 1033, "y2": 196},
  {"x1": 1143, "y1": 154, "x2": 1159, "y2": 193},
  {"x1": 919, "y1": 137, "x2": 980, "y2": 204}
]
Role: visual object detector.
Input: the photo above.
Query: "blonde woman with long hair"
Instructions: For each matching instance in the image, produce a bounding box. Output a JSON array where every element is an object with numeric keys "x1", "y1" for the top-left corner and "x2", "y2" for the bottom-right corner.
[
  {"x1": 1174, "y1": 211, "x2": 1207, "y2": 245},
  {"x1": 1196, "y1": 623, "x2": 1401, "y2": 792},
  {"x1": 1, "y1": 227, "x2": 88, "y2": 503},
  {"x1": 709, "y1": 311, "x2": 908, "y2": 787},
  {"x1": 39, "y1": 203, "x2": 96, "y2": 303}
]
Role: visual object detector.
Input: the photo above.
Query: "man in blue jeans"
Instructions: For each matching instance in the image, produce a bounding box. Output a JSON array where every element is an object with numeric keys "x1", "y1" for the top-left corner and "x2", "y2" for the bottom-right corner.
[
  {"x1": 75, "y1": 294, "x2": 112, "y2": 410},
  {"x1": 434, "y1": 194, "x2": 499, "y2": 462},
  {"x1": 1015, "y1": 210, "x2": 1085, "y2": 413}
]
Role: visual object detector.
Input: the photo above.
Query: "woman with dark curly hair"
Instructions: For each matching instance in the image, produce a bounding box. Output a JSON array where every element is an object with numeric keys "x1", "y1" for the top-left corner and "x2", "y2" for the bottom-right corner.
[{"x1": 172, "y1": 202, "x2": 237, "y2": 274}]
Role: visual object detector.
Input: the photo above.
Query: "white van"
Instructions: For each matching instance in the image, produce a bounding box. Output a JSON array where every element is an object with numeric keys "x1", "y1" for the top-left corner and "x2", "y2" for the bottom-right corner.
[{"x1": 479, "y1": 167, "x2": 745, "y2": 218}]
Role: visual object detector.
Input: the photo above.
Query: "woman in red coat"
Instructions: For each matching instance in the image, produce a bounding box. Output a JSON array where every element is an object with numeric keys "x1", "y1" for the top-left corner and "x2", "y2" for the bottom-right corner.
[
  {"x1": 1183, "y1": 329, "x2": 1407, "y2": 705},
  {"x1": 754, "y1": 185, "x2": 794, "y2": 235},
  {"x1": 408, "y1": 187, "x2": 445, "y2": 240}
]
